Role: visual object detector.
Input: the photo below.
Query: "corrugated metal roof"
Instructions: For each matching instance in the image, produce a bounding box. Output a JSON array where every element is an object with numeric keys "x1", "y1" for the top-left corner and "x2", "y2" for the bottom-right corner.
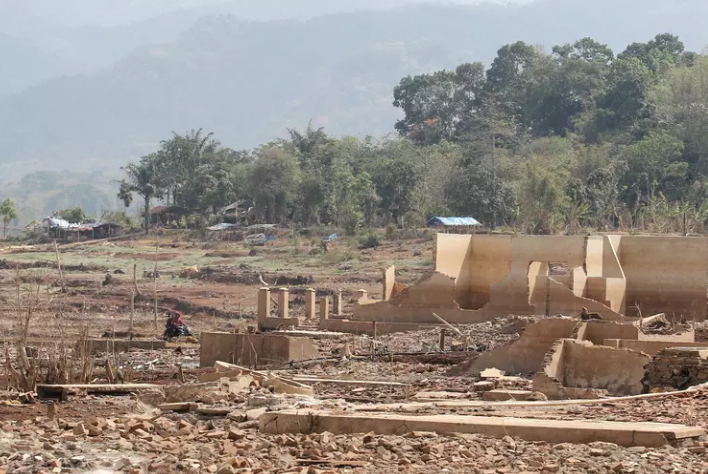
[
  {"x1": 42, "y1": 217, "x2": 73, "y2": 229},
  {"x1": 427, "y1": 217, "x2": 481, "y2": 226},
  {"x1": 207, "y1": 223, "x2": 240, "y2": 231}
]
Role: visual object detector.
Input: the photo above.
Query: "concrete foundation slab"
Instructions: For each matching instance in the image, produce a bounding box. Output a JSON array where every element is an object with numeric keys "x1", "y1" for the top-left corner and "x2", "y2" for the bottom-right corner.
[
  {"x1": 604, "y1": 340, "x2": 708, "y2": 355},
  {"x1": 482, "y1": 390, "x2": 534, "y2": 401},
  {"x1": 199, "y1": 332, "x2": 320, "y2": 368},
  {"x1": 259, "y1": 410, "x2": 704, "y2": 447},
  {"x1": 78, "y1": 339, "x2": 167, "y2": 354}
]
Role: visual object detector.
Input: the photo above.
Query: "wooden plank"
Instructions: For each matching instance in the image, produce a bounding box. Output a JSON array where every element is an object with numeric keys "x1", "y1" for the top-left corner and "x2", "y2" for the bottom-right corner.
[
  {"x1": 260, "y1": 410, "x2": 705, "y2": 447},
  {"x1": 296, "y1": 459, "x2": 368, "y2": 467},
  {"x1": 290, "y1": 377, "x2": 408, "y2": 387},
  {"x1": 159, "y1": 403, "x2": 196, "y2": 412},
  {"x1": 37, "y1": 384, "x2": 164, "y2": 398},
  {"x1": 38, "y1": 383, "x2": 160, "y2": 393}
]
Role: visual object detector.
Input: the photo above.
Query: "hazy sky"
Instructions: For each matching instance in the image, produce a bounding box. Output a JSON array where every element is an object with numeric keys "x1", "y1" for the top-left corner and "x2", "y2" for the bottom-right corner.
[{"x1": 1, "y1": 0, "x2": 534, "y2": 28}]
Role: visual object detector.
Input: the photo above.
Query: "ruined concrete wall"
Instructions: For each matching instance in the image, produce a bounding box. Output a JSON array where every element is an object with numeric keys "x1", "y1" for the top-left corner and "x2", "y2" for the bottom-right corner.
[
  {"x1": 465, "y1": 319, "x2": 579, "y2": 374},
  {"x1": 604, "y1": 339, "x2": 706, "y2": 354},
  {"x1": 542, "y1": 278, "x2": 624, "y2": 319},
  {"x1": 199, "y1": 333, "x2": 320, "y2": 368},
  {"x1": 319, "y1": 319, "x2": 435, "y2": 335},
  {"x1": 638, "y1": 329, "x2": 695, "y2": 342},
  {"x1": 79, "y1": 339, "x2": 167, "y2": 354},
  {"x1": 576, "y1": 321, "x2": 639, "y2": 346},
  {"x1": 467, "y1": 235, "x2": 513, "y2": 310},
  {"x1": 352, "y1": 302, "x2": 497, "y2": 325},
  {"x1": 585, "y1": 236, "x2": 604, "y2": 277},
  {"x1": 619, "y1": 236, "x2": 707, "y2": 320},
  {"x1": 383, "y1": 266, "x2": 396, "y2": 301},
  {"x1": 433, "y1": 234, "x2": 475, "y2": 309},
  {"x1": 390, "y1": 272, "x2": 458, "y2": 309},
  {"x1": 486, "y1": 236, "x2": 587, "y2": 315},
  {"x1": 528, "y1": 264, "x2": 550, "y2": 315},
  {"x1": 559, "y1": 340, "x2": 649, "y2": 395},
  {"x1": 534, "y1": 339, "x2": 605, "y2": 399}
]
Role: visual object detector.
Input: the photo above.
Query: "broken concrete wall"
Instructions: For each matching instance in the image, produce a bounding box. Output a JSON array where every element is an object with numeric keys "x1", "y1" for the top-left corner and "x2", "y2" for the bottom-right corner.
[
  {"x1": 78, "y1": 339, "x2": 167, "y2": 354},
  {"x1": 604, "y1": 339, "x2": 706, "y2": 354},
  {"x1": 484, "y1": 236, "x2": 587, "y2": 315},
  {"x1": 545, "y1": 339, "x2": 649, "y2": 395},
  {"x1": 433, "y1": 233, "x2": 473, "y2": 308},
  {"x1": 466, "y1": 235, "x2": 513, "y2": 310},
  {"x1": 576, "y1": 321, "x2": 639, "y2": 346},
  {"x1": 533, "y1": 340, "x2": 606, "y2": 399},
  {"x1": 638, "y1": 329, "x2": 695, "y2": 342},
  {"x1": 351, "y1": 234, "x2": 706, "y2": 329},
  {"x1": 619, "y1": 236, "x2": 707, "y2": 320},
  {"x1": 390, "y1": 272, "x2": 458, "y2": 309},
  {"x1": 383, "y1": 265, "x2": 396, "y2": 301},
  {"x1": 535, "y1": 278, "x2": 624, "y2": 320},
  {"x1": 352, "y1": 302, "x2": 497, "y2": 325},
  {"x1": 199, "y1": 333, "x2": 320, "y2": 368},
  {"x1": 461, "y1": 319, "x2": 579, "y2": 375}
]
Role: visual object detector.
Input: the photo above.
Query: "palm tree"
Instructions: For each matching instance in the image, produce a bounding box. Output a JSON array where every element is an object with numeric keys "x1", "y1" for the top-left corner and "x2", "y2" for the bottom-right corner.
[
  {"x1": 0, "y1": 198, "x2": 18, "y2": 238},
  {"x1": 118, "y1": 154, "x2": 164, "y2": 235}
]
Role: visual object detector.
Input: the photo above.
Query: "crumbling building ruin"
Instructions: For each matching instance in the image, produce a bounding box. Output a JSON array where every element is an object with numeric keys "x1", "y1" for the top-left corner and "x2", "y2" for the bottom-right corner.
[{"x1": 354, "y1": 234, "x2": 707, "y2": 325}]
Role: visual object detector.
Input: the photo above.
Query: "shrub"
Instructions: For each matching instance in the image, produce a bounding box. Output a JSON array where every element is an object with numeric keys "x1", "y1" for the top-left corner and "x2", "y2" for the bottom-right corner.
[{"x1": 359, "y1": 233, "x2": 381, "y2": 249}]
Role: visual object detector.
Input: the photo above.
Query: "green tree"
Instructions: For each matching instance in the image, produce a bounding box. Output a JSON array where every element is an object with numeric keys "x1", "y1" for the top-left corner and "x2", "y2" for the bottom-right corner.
[
  {"x1": 654, "y1": 57, "x2": 708, "y2": 177},
  {"x1": 246, "y1": 147, "x2": 301, "y2": 223},
  {"x1": 118, "y1": 154, "x2": 164, "y2": 235},
  {"x1": 516, "y1": 138, "x2": 575, "y2": 234},
  {"x1": 623, "y1": 131, "x2": 686, "y2": 203},
  {"x1": 0, "y1": 198, "x2": 18, "y2": 237},
  {"x1": 57, "y1": 207, "x2": 90, "y2": 224},
  {"x1": 393, "y1": 70, "x2": 461, "y2": 145}
]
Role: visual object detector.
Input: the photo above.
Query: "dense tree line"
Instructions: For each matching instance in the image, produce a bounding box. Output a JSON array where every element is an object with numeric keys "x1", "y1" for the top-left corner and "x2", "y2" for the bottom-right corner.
[{"x1": 120, "y1": 33, "x2": 708, "y2": 235}]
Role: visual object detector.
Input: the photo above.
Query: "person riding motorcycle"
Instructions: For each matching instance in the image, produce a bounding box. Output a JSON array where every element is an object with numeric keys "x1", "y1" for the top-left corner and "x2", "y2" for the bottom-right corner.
[{"x1": 163, "y1": 310, "x2": 193, "y2": 339}]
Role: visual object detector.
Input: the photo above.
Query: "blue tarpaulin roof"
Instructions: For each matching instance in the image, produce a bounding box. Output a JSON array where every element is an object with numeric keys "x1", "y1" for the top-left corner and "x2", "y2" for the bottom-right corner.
[{"x1": 427, "y1": 217, "x2": 481, "y2": 227}]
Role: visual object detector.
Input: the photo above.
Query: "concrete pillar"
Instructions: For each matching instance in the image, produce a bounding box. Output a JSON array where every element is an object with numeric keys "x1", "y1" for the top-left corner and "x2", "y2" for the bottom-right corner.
[
  {"x1": 357, "y1": 289, "x2": 368, "y2": 304},
  {"x1": 333, "y1": 290, "x2": 343, "y2": 316},
  {"x1": 258, "y1": 287, "x2": 271, "y2": 323},
  {"x1": 319, "y1": 296, "x2": 330, "y2": 322},
  {"x1": 278, "y1": 288, "x2": 289, "y2": 319},
  {"x1": 305, "y1": 288, "x2": 316, "y2": 319}
]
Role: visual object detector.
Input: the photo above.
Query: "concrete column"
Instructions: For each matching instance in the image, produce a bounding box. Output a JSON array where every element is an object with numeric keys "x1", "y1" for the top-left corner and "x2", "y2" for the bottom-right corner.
[
  {"x1": 357, "y1": 289, "x2": 368, "y2": 304},
  {"x1": 258, "y1": 287, "x2": 271, "y2": 323},
  {"x1": 305, "y1": 288, "x2": 316, "y2": 319},
  {"x1": 333, "y1": 290, "x2": 343, "y2": 316},
  {"x1": 278, "y1": 288, "x2": 289, "y2": 319},
  {"x1": 319, "y1": 296, "x2": 330, "y2": 322}
]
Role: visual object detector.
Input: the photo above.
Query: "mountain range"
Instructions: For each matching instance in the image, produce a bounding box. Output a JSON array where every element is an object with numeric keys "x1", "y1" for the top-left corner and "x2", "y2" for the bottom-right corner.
[{"x1": 0, "y1": 0, "x2": 707, "y2": 177}]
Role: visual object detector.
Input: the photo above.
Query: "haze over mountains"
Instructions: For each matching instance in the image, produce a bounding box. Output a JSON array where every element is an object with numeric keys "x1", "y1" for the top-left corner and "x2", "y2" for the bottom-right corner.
[{"x1": 1, "y1": 0, "x2": 707, "y2": 177}]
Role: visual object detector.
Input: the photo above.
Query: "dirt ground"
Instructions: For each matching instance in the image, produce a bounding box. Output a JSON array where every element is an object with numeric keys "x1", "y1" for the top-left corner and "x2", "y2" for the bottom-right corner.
[{"x1": 1, "y1": 234, "x2": 708, "y2": 473}]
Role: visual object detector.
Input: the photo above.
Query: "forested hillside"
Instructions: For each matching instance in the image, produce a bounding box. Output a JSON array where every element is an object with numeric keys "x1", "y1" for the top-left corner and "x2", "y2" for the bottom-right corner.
[
  {"x1": 0, "y1": 0, "x2": 707, "y2": 175},
  {"x1": 114, "y1": 32, "x2": 708, "y2": 235}
]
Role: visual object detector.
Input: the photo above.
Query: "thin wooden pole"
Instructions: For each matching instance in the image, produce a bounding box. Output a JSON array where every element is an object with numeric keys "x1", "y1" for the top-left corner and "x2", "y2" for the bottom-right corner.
[
  {"x1": 371, "y1": 321, "x2": 377, "y2": 361},
  {"x1": 129, "y1": 290, "x2": 135, "y2": 343},
  {"x1": 53, "y1": 240, "x2": 66, "y2": 293},
  {"x1": 153, "y1": 242, "x2": 158, "y2": 332}
]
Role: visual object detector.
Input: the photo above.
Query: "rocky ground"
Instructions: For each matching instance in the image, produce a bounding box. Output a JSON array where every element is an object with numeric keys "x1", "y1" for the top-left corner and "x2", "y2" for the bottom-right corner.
[
  {"x1": 2, "y1": 237, "x2": 708, "y2": 473},
  {"x1": 2, "y1": 389, "x2": 708, "y2": 474}
]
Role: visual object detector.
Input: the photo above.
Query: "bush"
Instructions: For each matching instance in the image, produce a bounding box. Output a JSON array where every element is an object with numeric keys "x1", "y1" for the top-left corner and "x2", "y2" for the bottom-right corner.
[
  {"x1": 322, "y1": 249, "x2": 355, "y2": 264},
  {"x1": 359, "y1": 233, "x2": 381, "y2": 249},
  {"x1": 385, "y1": 224, "x2": 396, "y2": 239}
]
